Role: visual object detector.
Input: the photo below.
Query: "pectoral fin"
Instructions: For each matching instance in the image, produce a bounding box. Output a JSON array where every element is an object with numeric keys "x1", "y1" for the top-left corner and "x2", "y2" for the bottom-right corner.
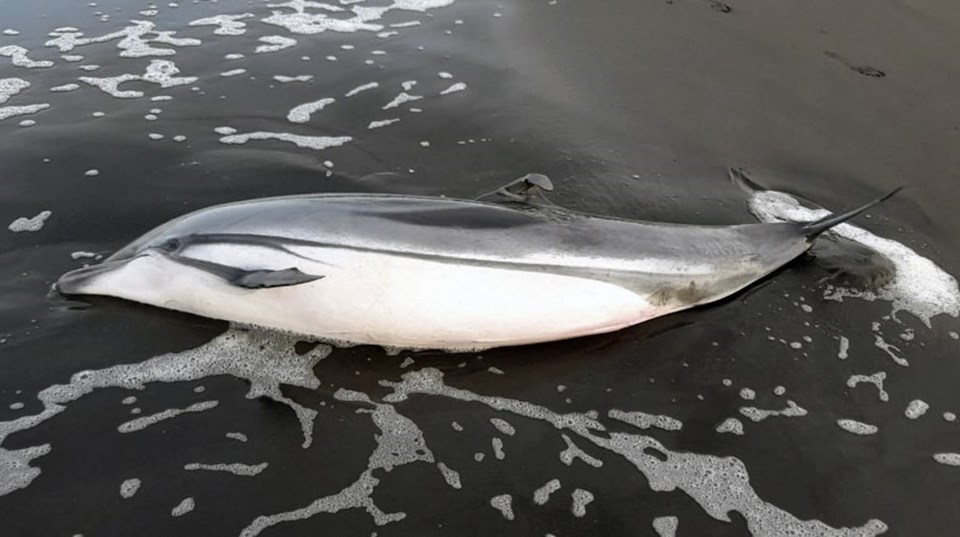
[{"x1": 163, "y1": 252, "x2": 323, "y2": 289}]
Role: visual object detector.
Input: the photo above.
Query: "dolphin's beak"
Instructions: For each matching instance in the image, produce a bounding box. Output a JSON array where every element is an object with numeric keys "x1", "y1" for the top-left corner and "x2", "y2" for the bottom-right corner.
[{"x1": 55, "y1": 258, "x2": 132, "y2": 296}]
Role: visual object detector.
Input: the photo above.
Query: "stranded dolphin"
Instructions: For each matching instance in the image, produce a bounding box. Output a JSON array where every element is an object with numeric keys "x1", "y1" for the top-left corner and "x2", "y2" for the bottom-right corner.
[{"x1": 56, "y1": 172, "x2": 899, "y2": 351}]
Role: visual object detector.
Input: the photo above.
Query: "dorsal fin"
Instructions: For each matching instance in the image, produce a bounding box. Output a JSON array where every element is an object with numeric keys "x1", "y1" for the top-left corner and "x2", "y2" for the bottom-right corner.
[{"x1": 476, "y1": 173, "x2": 557, "y2": 207}]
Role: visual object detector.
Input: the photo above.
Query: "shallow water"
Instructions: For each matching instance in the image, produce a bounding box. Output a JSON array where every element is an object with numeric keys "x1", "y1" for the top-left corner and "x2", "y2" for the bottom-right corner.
[{"x1": 2, "y1": 0, "x2": 960, "y2": 535}]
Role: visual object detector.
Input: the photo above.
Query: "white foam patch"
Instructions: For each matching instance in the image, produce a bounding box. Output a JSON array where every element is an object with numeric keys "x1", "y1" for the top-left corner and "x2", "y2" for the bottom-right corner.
[
  {"x1": 81, "y1": 59, "x2": 197, "y2": 99},
  {"x1": 933, "y1": 453, "x2": 960, "y2": 466},
  {"x1": 3, "y1": 29, "x2": 20, "y2": 36},
  {"x1": 256, "y1": 35, "x2": 297, "y2": 53},
  {"x1": 748, "y1": 189, "x2": 960, "y2": 326},
  {"x1": 739, "y1": 401, "x2": 807, "y2": 423},
  {"x1": 240, "y1": 389, "x2": 433, "y2": 536},
  {"x1": 905, "y1": 399, "x2": 929, "y2": 419},
  {"x1": 0, "y1": 78, "x2": 29, "y2": 104},
  {"x1": 571, "y1": 488, "x2": 594, "y2": 517},
  {"x1": 740, "y1": 388, "x2": 756, "y2": 400},
  {"x1": 837, "y1": 336, "x2": 850, "y2": 359},
  {"x1": 220, "y1": 131, "x2": 351, "y2": 150},
  {"x1": 120, "y1": 478, "x2": 141, "y2": 498},
  {"x1": 214, "y1": 126, "x2": 237, "y2": 135},
  {"x1": 46, "y1": 21, "x2": 201, "y2": 58},
  {"x1": 226, "y1": 432, "x2": 248, "y2": 442},
  {"x1": 533, "y1": 478, "x2": 561, "y2": 505},
  {"x1": 368, "y1": 118, "x2": 399, "y2": 129},
  {"x1": 559, "y1": 433, "x2": 603, "y2": 467},
  {"x1": 273, "y1": 75, "x2": 313, "y2": 83},
  {"x1": 287, "y1": 97, "x2": 335, "y2": 123},
  {"x1": 8, "y1": 211, "x2": 51, "y2": 232},
  {"x1": 944, "y1": 412, "x2": 957, "y2": 422},
  {"x1": 490, "y1": 494, "x2": 514, "y2": 520},
  {"x1": 171, "y1": 497, "x2": 195, "y2": 516},
  {"x1": 190, "y1": 14, "x2": 255, "y2": 36},
  {"x1": 50, "y1": 83, "x2": 80, "y2": 92},
  {"x1": 653, "y1": 516, "x2": 679, "y2": 537},
  {"x1": 874, "y1": 335, "x2": 908, "y2": 367},
  {"x1": 221, "y1": 68, "x2": 247, "y2": 77},
  {"x1": 436, "y1": 462, "x2": 461, "y2": 489},
  {"x1": 609, "y1": 409, "x2": 683, "y2": 432},
  {"x1": 381, "y1": 368, "x2": 886, "y2": 536},
  {"x1": 837, "y1": 419, "x2": 878, "y2": 435},
  {"x1": 0, "y1": 103, "x2": 50, "y2": 121},
  {"x1": 846, "y1": 372, "x2": 888, "y2": 402},
  {"x1": 382, "y1": 91, "x2": 421, "y2": 109},
  {"x1": 118, "y1": 401, "x2": 218, "y2": 433},
  {"x1": 439, "y1": 82, "x2": 466, "y2": 95},
  {"x1": 0, "y1": 329, "x2": 329, "y2": 498},
  {"x1": 491, "y1": 437, "x2": 505, "y2": 459},
  {"x1": 490, "y1": 417, "x2": 515, "y2": 436},
  {"x1": 716, "y1": 418, "x2": 744, "y2": 435},
  {"x1": 225, "y1": 53, "x2": 246, "y2": 60},
  {"x1": 185, "y1": 462, "x2": 268, "y2": 476},
  {"x1": 345, "y1": 81, "x2": 378, "y2": 97},
  {"x1": 0, "y1": 45, "x2": 53, "y2": 68}
]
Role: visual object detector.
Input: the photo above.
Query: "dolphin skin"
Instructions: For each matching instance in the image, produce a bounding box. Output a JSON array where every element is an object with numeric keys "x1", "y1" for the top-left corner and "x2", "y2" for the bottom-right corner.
[{"x1": 56, "y1": 172, "x2": 898, "y2": 351}]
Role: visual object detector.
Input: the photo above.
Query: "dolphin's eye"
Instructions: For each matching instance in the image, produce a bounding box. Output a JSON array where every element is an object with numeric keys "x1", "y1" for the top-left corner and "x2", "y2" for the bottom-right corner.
[{"x1": 159, "y1": 238, "x2": 181, "y2": 252}]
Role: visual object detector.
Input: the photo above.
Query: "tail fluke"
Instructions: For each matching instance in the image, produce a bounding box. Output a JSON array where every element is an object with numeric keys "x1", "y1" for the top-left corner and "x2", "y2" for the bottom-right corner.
[{"x1": 800, "y1": 186, "x2": 903, "y2": 239}]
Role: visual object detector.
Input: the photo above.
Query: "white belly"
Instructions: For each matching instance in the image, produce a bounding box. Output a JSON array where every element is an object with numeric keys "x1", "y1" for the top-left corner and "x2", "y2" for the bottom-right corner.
[{"x1": 87, "y1": 249, "x2": 665, "y2": 351}]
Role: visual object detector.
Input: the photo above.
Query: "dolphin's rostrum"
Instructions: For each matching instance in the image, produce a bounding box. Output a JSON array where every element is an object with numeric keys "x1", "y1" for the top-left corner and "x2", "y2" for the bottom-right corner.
[{"x1": 57, "y1": 172, "x2": 899, "y2": 351}]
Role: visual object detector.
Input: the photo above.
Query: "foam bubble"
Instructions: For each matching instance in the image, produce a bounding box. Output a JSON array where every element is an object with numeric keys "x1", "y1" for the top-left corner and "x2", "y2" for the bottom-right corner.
[
  {"x1": 933, "y1": 453, "x2": 960, "y2": 466},
  {"x1": 0, "y1": 78, "x2": 29, "y2": 104},
  {"x1": 837, "y1": 336, "x2": 850, "y2": 359},
  {"x1": 533, "y1": 478, "x2": 561, "y2": 505},
  {"x1": 287, "y1": 97, "x2": 335, "y2": 123},
  {"x1": 120, "y1": 478, "x2": 141, "y2": 498},
  {"x1": 492, "y1": 437, "x2": 505, "y2": 459},
  {"x1": 226, "y1": 432, "x2": 248, "y2": 442},
  {"x1": 189, "y1": 14, "x2": 255, "y2": 36},
  {"x1": 439, "y1": 82, "x2": 466, "y2": 95},
  {"x1": 81, "y1": 59, "x2": 196, "y2": 99},
  {"x1": 84, "y1": 169, "x2": 100, "y2": 176},
  {"x1": 653, "y1": 516, "x2": 679, "y2": 537},
  {"x1": 220, "y1": 68, "x2": 246, "y2": 77},
  {"x1": 256, "y1": 35, "x2": 297, "y2": 54},
  {"x1": 0, "y1": 45, "x2": 53, "y2": 68},
  {"x1": 436, "y1": 462, "x2": 461, "y2": 489},
  {"x1": 837, "y1": 419, "x2": 878, "y2": 435},
  {"x1": 874, "y1": 335, "x2": 908, "y2": 367},
  {"x1": 739, "y1": 388, "x2": 756, "y2": 401},
  {"x1": 8, "y1": 210, "x2": 51, "y2": 232},
  {"x1": 45, "y1": 21, "x2": 201, "y2": 58},
  {"x1": 0, "y1": 103, "x2": 50, "y2": 121},
  {"x1": 905, "y1": 399, "x2": 929, "y2": 419},
  {"x1": 219, "y1": 131, "x2": 351, "y2": 150},
  {"x1": 171, "y1": 497, "x2": 195, "y2": 517},
  {"x1": 749, "y1": 189, "x2": 960, "y2": 326},
  {"x1": 944, "y1": 412, "x2": 957, "y2": 422},
  {"x1": 559, "y1": 433, "x2": 603, "y2": 467},
  {"x1": 490, "y1": 417, "x2": 515, "y2": 436},
  {"x1": 184, "y1": 462, "x2": 267, "y2": 476},
  {"x1": 846, "y1": 372, "x2": 888, "y2": 402},
  {"x1": 739, "y1": 401, "x2": 807, "y2": 423},
  {"x1": 368, "y1": 118, "x2": 399, "y2": 129},
  {"x1": 715, "y1": 418, "x2": 744, "y2": 435},
  {"x1": 117, "y1": 400, "x2": 218, "y2": 433},
  {"x1": 571, "y1": 488, "x2": 594, "y2": 517},
  {"x1": 382, "y1": 368, "x2": 885, "y2": 536},
  {"x1": 345, "y1": 81, "x2": 378, "y2": 97},
  {"x1": 240, "y1": 390, "x2": 432, "y2": 536},
  {"x1": 382, "y1": 91, "x2": 421, "y2": 109},
  {"x1": 50, "y1": 83, "x2": 80, "y2": 92},
  {"x1": 273, "y1": 75, "x2": 312, "y2": 82},
  {"x1": 490, "y1": 494, "x2": 514, "y2": 520},
  {"x1": 609, "y1": 409, "x2": 683, "y2": 432}
]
